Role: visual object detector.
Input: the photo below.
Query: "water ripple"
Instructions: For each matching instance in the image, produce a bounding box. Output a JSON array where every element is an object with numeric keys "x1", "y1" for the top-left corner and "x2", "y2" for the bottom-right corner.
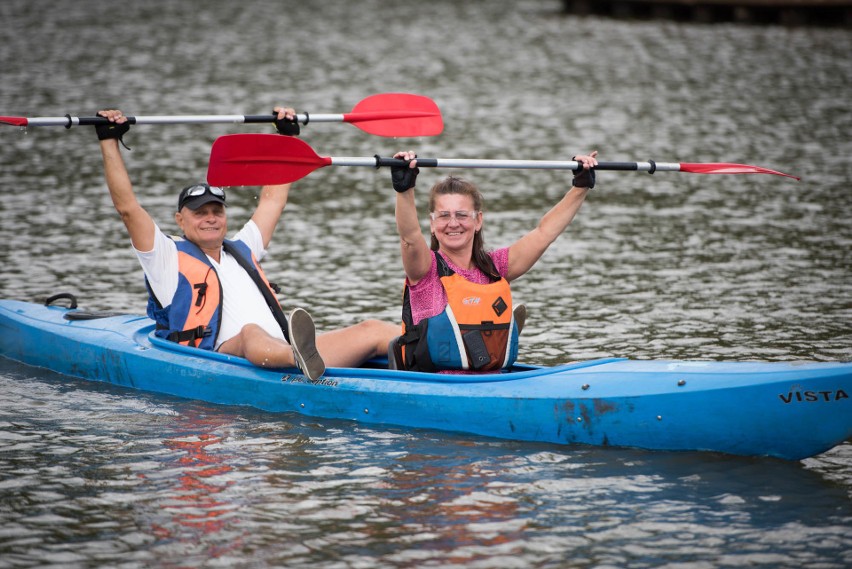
[{"x1": 1, "y1": 0, "x2": 851, "y2": 567}]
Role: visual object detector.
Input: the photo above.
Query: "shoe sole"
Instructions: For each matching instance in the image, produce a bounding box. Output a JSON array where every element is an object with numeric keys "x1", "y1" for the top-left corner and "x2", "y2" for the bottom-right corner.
[
  {"x1": 288, "y1": 308, "x2": 326, "y2": 380},
  {"x1": 514, "y1": 304, "x2": 527, "y2": 335}
]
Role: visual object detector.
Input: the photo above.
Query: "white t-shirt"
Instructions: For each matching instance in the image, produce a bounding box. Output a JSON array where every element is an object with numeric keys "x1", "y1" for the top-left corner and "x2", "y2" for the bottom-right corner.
[{"x1": 134, "y1": 220, "x2": 286, "y2": 349}]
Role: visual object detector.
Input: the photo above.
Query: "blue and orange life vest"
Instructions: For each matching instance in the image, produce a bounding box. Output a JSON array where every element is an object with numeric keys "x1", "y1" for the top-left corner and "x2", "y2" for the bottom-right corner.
[
  {"x1": 146, "y1": 237, "x2": 288, "y2": 350},
  {"x1": 395, "y1": 252, "x2": 520, "y2": 372}
]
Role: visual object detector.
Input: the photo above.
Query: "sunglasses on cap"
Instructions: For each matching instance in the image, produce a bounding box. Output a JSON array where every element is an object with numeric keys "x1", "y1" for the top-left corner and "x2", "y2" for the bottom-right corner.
[{"x1": 177, "y1": 184, "x2": 226, "y2": 211}]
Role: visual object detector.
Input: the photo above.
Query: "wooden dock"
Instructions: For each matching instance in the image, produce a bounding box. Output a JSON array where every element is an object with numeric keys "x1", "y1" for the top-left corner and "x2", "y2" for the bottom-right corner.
[{"x1": 562, "y1": 0, "x2": 852, "y2": 26}]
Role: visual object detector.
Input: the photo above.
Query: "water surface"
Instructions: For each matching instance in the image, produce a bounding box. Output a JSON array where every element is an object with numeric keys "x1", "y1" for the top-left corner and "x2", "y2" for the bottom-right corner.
[{"x1": 1, "y1": 0, "x2": 850, "y2": 567}]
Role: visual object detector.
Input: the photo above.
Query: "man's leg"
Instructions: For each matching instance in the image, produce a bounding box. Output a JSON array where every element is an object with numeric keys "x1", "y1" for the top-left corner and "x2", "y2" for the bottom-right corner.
[
  {"x1": 218, "y1": 315, "x2": 325, "y2": 380},
  {"x1": 218, "y1": 323, "x2": 296, "y2": 368}
]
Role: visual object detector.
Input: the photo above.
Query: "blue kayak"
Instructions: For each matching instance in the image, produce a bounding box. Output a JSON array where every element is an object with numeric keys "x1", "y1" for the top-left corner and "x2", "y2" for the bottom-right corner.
[{"x1": 1, "y1": 298, "x2": 850, "y2": 460}]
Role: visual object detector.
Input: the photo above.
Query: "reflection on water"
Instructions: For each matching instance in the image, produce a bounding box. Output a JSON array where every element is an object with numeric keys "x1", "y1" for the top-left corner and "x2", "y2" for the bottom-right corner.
[
  {"x1": 0, "y1": 363, "x2": 850, "y2": 568},
  {"x1": 1, "y1": 0, "x2": 850, "y2": 566}
]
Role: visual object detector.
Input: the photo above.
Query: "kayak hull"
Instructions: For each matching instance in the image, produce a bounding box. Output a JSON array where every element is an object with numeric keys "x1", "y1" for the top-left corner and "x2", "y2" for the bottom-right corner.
[{"x1": 1, "y1": 299, "x2": 850, "y2": 460}]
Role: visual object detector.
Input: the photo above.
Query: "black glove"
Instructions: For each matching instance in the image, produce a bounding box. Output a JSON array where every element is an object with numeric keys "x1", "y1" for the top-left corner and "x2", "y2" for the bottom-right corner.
[
  {"x1": 274, "y1": 112, "x2": 300, "y2": 136},
  {"x1": 95, "y1": 117, "x2": 130, "y2": 141},
  {"x1": 572, "y1": 156, "x2": 595, "y2": 189},
  {"x1": 391, "y1": 160, "x2": 419, "y2": 193}
]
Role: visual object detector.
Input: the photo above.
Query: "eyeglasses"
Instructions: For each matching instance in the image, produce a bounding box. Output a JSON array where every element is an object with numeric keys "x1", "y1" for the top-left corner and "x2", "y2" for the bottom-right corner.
[
  {"x1": 178, "y1": 184, "x2": 226, "y2": 210},
  {"x1": 429, "y1": 210, "x2": 480, "y2": 224}
]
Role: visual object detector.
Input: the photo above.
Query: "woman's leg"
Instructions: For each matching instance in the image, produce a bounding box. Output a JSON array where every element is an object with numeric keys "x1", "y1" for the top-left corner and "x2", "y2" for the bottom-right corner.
[{"x1": 316, "y1": 320, "x2": 399, "y2": 368}]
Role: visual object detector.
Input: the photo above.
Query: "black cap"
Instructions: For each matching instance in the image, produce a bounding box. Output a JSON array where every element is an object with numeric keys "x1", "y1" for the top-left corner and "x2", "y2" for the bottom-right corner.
[{"x1": 177, "y1": 183, "x2": 226, "y2": 211}]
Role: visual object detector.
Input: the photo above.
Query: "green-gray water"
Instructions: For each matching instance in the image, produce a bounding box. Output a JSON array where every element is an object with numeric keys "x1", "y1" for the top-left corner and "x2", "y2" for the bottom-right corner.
[{"x1": 1, "y1": 1, "x2": 850, "y2": 567}]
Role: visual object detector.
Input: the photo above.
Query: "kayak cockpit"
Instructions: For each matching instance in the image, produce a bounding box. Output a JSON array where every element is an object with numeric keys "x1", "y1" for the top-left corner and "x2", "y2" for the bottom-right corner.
[{"x1": 146, "y1": 329, "x2": 625, "y2": 383}]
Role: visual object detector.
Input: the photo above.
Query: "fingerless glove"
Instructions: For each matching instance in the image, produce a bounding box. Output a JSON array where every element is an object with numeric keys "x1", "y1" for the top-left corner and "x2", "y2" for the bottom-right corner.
[
  {"x1": 274, "y1": 114, "x2": 300, "y2": 136},
  {"x1": 391, "y1": 162, "x2": 419, "y2": 193},
  {"x1": 572, "y1": 157, "x2": 595, "y2": 189},
  {"x1": 95, "y1": 119, "x2": 129, "y2": 141}
]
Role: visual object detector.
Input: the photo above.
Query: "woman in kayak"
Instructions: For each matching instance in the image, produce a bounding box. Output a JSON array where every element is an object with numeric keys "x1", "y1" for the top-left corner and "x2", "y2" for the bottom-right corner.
[
  {"x1": 388, "y1": 150, "x2": 597, "y2": 373},
  {"x1": 95, "y1": 108, "x2": 398, "y2": 381}
]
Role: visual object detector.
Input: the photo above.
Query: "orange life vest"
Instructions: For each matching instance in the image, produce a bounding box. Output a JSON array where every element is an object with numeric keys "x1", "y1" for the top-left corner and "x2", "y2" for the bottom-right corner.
[
  {"x1": 146, "y1": 238, "x2": 288, "y2": 349},
  {"x1": 396, "y1": 252, "x2": 519, "y2": 372}
]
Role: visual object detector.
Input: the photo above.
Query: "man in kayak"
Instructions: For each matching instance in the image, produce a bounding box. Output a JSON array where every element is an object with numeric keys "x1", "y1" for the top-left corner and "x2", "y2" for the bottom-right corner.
[
  {"x1": 387, "y1": 150, "x2": 597, "y2": 373},
  {"x1": 95, "y1": 107, "x2": 398, "y2": 381}
]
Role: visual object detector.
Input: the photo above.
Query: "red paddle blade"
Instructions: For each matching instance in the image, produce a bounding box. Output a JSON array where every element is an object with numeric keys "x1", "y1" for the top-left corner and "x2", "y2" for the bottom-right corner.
[
  {"x1": 680, "y1": 162, "x2": 800, "y2": 180},
  {"x1": 346, "y1": 93, "x2": 443, "y2": 137},
  {"x1": 0, "y1": 116, "x2": 28, "y2": 126},
  {"x1": 207, "y1": 134, "x2": 330, "y2": 186}
]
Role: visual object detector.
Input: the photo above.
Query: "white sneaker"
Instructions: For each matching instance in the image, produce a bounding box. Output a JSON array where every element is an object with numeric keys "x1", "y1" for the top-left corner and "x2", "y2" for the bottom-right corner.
[{"x1": 287, "y1": 308, "x2": 325, "y2": 380}]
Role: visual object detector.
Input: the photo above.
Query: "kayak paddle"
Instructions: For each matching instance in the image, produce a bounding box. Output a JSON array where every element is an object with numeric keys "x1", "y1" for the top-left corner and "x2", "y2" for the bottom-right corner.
[
  {"x1": 0, "y1": 93, "x2": 443, "y2": 138},
  {"x1": 206, "y1": 134, "x2": 800, "y2": 186}
]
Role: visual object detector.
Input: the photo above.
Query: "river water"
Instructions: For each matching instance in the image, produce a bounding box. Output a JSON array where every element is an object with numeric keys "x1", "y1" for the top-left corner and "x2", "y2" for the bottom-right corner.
[{"x1": 1, "y1": 0, "x2": 850, "y2": 567}]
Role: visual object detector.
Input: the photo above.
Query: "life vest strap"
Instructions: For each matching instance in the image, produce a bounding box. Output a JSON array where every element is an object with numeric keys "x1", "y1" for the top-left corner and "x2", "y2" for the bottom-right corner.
[
  {"x1": 222, "y1": 241, "x2": 289, "y2": 343},
  {"x1": 458, "y1": 321, "x2": 508, "y2": 333},
  {"x1": 167, "y1": 325, "x2": 212, "y2": 347}
]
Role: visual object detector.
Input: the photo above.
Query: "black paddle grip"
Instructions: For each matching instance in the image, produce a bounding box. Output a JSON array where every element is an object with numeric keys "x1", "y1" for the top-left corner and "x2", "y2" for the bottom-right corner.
[{"x1": 375, "y1": 156, "x2": 438, "y2": 168}]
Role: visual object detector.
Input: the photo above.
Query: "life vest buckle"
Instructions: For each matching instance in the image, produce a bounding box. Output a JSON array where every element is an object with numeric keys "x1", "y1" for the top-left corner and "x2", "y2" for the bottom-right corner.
[
  {"x1": 194, "y1": 325, "x2": 212, "y2": 338},
  {"x1": 167, "y1": 325, "x2": 212, "y2": 345}
]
